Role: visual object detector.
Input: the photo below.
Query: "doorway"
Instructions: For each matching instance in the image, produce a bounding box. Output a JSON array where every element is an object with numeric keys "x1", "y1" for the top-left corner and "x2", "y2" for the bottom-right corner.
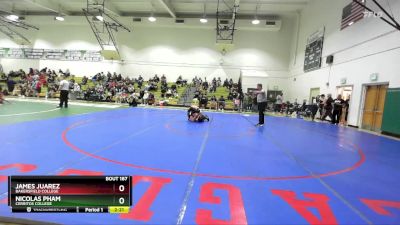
[
  {"x1": 336, "y1": 85, "x2": 353, "y2": 124},
  {"x1": 309, "y1": 88, "x2": 320, "y2": 104},
  {"x1": 361, "y1": 84, "x2": 388, "y2": 132},
  {"x1": 337, "y1": 86, "x2": 353, "y2": 101}
]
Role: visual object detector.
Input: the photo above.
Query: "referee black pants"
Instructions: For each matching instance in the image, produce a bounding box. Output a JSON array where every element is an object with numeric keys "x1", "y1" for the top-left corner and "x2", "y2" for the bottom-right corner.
[
  {"x1": 258, "y1": 102, "x2": 267, "y2": 124},
  {"x1": 59, "y1": 90, "x2": 69, "y2": 108}
]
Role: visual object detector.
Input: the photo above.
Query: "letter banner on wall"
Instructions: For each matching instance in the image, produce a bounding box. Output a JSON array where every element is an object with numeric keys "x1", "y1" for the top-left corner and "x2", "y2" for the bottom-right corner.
[
  {"x1": 0, "y1": 47, "x2": 103, "y2": 62},
  {"x1": 304, "y1": 27, "x2": 325, "y2": 72}
]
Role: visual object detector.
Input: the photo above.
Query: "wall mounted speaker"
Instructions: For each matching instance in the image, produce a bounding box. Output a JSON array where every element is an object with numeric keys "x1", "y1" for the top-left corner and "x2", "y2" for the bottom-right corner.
[{"x1": 326, "y1": 55, "x2": 334, "y2": 64}]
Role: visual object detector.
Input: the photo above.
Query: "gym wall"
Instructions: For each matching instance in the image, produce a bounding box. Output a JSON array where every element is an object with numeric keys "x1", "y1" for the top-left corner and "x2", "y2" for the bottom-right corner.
[
  {"x1": 288, "y1": 0, "x2": 400, "y2": 126},
  {"x1": 0, "y1": 16, "x2": 295, "y2": 90}
]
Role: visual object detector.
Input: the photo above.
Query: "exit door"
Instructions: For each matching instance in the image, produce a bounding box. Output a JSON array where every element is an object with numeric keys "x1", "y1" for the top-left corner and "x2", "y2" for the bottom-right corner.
[{"x1": 362, "y1": 84, "x2": 388, "y2": 132}]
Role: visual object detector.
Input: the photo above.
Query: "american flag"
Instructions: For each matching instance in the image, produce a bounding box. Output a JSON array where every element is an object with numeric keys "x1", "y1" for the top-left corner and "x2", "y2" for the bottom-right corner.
[{"x1": 341, "y1": 0, "x2": 366, "y2": 30}]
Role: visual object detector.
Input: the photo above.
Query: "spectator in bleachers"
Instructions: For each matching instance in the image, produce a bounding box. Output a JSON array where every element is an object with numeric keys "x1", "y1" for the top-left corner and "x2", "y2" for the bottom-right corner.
[
  {"x1": 81, "y1": 76, "x2": 88, "y2": 85},
  {"x1": 176, "y1": 75, "x2": 183, "y2": 85},
  {"x1": 128, "y1": 92, "x2": 139, "y2": 107},
  {"x1": 1, "y1": 66, "x2": 239, "y2": 110},
  {"x1": 35, "y1": 80, "x2": 42, "y2": 98},
  {"x1": 194, "y1": 89, "x2": 200, "y2": 100},
  {"x1": 209, "y1": 82, "x2": 217, "y2": 93},
  {"x1": 223, "y1": 78, "x2": 229, "y2": 88},
  {"x1": 161, "y1": 85, "x2": 167, "y2": 98},
  {"x1": 218, "y1": 95, "x2": 226, "y2": 111},
  {"x1": 202, "y1": 79, "x2": 209, "y2": 90},
  {"x1": 0, "y1": 86, "x2": 4, "y2": 103},
  {"x1": 142, "y1": 91, "x2": 149, "y2": 105},
  {"x1": 199, "y1": 94, "x2": 208, "y2": 109},
  {"x1": 73, "y1": 83, "x2": 81, "y2": 93},
  {"x1": 217, "y1": 77, "x2": 222, "y2": 87},
  {"x1": 147, "y1": 92, "x2": 155, "y2": 105},
  {"x1": 7, "y1": 77, "x2": 16, "y2": 93},
  {"x1": 47, "y1": 84, "x2": 58, "y2": 98},
  {"x1": 209, "y1": 95, "x2": 217, "y2": 110}
]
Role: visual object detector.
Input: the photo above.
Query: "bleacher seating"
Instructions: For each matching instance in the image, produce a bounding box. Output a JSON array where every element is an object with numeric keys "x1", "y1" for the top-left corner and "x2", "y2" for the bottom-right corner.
[{"x1": 1, "y1": 71, "x2": 236, "y2": 110}]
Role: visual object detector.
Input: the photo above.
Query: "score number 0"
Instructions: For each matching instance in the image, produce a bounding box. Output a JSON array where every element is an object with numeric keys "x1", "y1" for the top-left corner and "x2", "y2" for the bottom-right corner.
[{"x1": 118, "y1": 184, "x2": 126, "y2": 205}]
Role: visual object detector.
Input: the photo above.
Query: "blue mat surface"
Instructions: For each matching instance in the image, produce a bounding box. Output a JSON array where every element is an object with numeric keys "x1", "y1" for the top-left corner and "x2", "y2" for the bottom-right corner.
[{"x1": 0, "y1": 107, "x2": 399, "y2": 224}]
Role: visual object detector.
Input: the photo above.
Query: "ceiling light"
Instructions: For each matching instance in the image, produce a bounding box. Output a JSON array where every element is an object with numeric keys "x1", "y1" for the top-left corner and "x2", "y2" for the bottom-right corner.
[
  {"x1": 200, "y1": 18, "x2": 208, "y2": 23},
  {"x1": 6, "y1": 14, "x2": 19, "y2": 21},
  {"x1": 96, "y1": 15, "x2": 104, "y2": 21},
  {"x1": 348, "y1": 21, "x2": 354, "y2": 26},
  {"x1": 252, "y1": 19, "x2": 260, "y2": 25},
  {"x1": 148, "y1": 16, "x2": 156, "y2": 22},
  {"x1": 55, "y1": 16, "x2": 64, "y2": 21}
]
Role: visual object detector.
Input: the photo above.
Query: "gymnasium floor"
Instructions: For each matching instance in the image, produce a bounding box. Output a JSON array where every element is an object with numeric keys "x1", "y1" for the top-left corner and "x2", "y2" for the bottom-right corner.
[{"x1": 0, "y1": 100, "x2": 399, "y2": 225}]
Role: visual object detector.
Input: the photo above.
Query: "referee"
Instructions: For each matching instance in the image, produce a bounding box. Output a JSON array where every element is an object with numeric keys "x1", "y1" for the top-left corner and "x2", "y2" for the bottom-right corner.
[
  {"x1": 253, "y1": 83, "x2": 267, "y2": 127},
  {"x1": 58, "y1": 76, "x2": 70, "y2": 108}
]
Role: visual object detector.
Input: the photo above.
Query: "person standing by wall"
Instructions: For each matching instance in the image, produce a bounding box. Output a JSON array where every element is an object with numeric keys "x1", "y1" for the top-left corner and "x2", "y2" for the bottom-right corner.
[
  {"x1": 343, "y1": 96, "x2": 350, "y2": 124},
  {"x1": 253, "y1": 84, "x2": 268, "y2": 126},
  {"x1": 332, "y1": 94, "x2": 344, "y2": 125},
  {"x1": 322, "y1": 94, "x2": 334, "y2": 122},
  {"x1": 318, "y1": 94, "x2": 325, "y2": 119},
  {"x1": 58, "y1": 76, "x2": 70, "y2": 108},
  {"x1": 275, "y1": 93, "x2": 283, "y2": 113}
]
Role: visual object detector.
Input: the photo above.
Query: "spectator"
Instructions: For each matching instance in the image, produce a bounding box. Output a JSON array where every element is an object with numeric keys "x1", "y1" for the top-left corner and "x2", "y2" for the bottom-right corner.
[
  {"x1": 318, "y1": 94, "x2": 325, "y2": 119},
  {"x1": 82, "y1": 76, "x2": 88, "y2": 85},
  {"x1": 143, "y1": 91, "x2": 149, "y2": 105},
  {"x1": 344, "y1": 96, "x2": 350, "y2": 123},
  {"x1": 245, "y1": 94, "x2": 253, "y2": 111},
  {"x1": 332, "y1": 94, "x2": 344, "y2": 125},
  {"x1": 0, "y1": 86, "x2": 4, "y2": 104},
  {"x1": 73, "y1": 82, "x2": 81, "y2": 93},
  {"x1": 7, "y1": 78, "x2": 16, "y2": 93},
  {"x1": 166, "y1": 88, "x2": 173, "y2": 98},
  {"x1": 275, "y1": 94, "x2": 283, "y2": 113},
  {"x1": 209, "y1": 95, "x2": 217, "y2": 110},
  {"x1": 199, "y1": 94, "x2": 208, "y2": 109},
  {"x1": 35, "y1": 80, "x2": 42, "y2": 97},
  {"x1": 218, "y1": 95, "x2": 225, "y2": 111},
  {"x1": 148, "y1": 92, "x2": 155, "y2": 105},
  {"x1": 253, "y1": 84, "x2": 268, "y2": 126},
  {"x1": 322, "y1": 94, "x2": 334, "y2": 122},
  {"x1": 223, "y1": 78, "x2": 229, "y2": 88},
  {"x1": 234, "y1": 97, "x2": 241, "y2": 111}
]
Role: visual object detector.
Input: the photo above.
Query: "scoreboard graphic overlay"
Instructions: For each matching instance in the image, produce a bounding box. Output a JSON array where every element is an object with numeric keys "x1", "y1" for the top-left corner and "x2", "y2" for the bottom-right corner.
[{"x1": 8, "y1": 176, "x2": 132, "y2": 213}]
